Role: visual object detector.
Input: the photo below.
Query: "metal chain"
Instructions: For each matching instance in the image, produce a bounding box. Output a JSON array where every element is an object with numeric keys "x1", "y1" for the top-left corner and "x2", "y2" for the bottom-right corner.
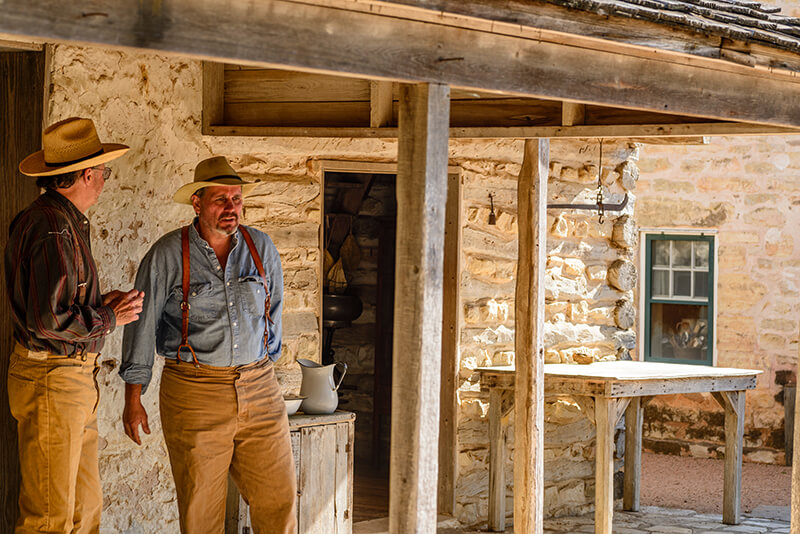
[{"x1": 596, "y1": 139, "x2": 605, "y2": 225}]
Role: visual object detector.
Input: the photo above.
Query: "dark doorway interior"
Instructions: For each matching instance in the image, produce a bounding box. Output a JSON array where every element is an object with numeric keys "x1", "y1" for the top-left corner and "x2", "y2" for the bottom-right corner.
[
  {"x1": 0, "y1": 49, "x2": 46, "y2": 532},
  {"x1": 322, "y1": 171, "x2": 396, "y2": 522}
]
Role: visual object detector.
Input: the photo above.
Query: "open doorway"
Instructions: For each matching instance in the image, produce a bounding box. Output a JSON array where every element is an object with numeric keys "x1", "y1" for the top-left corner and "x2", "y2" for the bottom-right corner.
[
  {"x1": 320, "y1": 162, "x2": 462, "y2": 523},
  {"x1": 322, "y1": 169, "x2": 396, "y2": 522}
]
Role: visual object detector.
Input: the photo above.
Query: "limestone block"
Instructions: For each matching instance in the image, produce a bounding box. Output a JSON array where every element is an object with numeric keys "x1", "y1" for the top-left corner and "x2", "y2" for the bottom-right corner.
[
  {"x1": 744, "y1": 207, "x2": 786, "y2": 228},
  {"x1": 578, "y1": 165, "x2": 598, "y2": 184},
  {"x1": 551, "y1": 215, "x2": 569, "y2": 238},
  {"x1": 764, "y1": 228, "x2": 794, "y2": 257},
  {"x1": 560, "y1": 166, "x2": 579, "y2": 183},
  {"x1": 587, "y1": 305, "x2": 616, "y2": 326},
  {"x1": 569, "y1": 300, "x2": 589, "y2": 323},
  {"x1": 585, "y1": 264, "x2": 607, "y2": 282},
  {"x1": 618, "y1": 161, "x2": 639, "y2": 191},
  {"x1": 611, "y1": 215, "x2": 636, "y2": 249},
  {"x1": 607, "y1": 259, "x2": 637, "y2": 291},
  {"x1": 495, "y1": 212, "x2": 517, "y2": 233},
  {"x1": 547, "y1": 256, "x2": 565, "y2": 269},
  {"x1": 601, "y1": 168, "x2": 620, "y2": 187},
  {"x1": 545, "y1": 301, "x2": 569, "y2": 322},
  {"x1": 493, "y1": 351, "x2": 515, "y2": 365},
  {"x1": 718, "y1": 273, "x2": 768, "y2": 311},
  {"x1": 563, "y1": 258, "x2": 586, "y2": 277},
  {"x1": 550, "y1": 161, "x2": 563, "y2": 179},
  {"x1": 572, "y1": 219, "x2": 590, "y2": 238},
  {"x1": 545, "y1": 350, "x2": 561, "y2": 364},
  {"x1": 467, "y1": 256, "x2": 496, "y2": 277},
  {"x1": 614, "y1": 299, "x2": 636, "y2": 329}
]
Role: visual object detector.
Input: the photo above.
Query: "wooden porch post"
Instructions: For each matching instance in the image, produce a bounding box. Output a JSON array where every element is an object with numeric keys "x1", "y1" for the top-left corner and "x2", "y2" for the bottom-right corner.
[
  {"x1": 390, "y1": 82, "x2": 450, "y2": 533},
  {"x1": 514, "y1": 139, "x2": 549, "y2": 533}
]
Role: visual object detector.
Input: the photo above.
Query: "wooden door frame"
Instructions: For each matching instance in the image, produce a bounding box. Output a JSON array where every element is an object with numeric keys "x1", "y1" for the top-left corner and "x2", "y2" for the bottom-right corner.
[
  {"x1": 0, "y1": 43, "x2": 48, "y2": 533},
  {"x1": 315, "y1": 159, "x2": 462, "y2": 515}
]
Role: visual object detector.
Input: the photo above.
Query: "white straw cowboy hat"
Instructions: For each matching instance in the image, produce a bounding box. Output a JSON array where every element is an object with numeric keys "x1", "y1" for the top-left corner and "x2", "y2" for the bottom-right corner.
[
  {"x1": 173, "y1": 156, "x2": 259, "y2": 204},
  {"x1": 19, "y1": 117, "x2": 129, "y2": 177}
]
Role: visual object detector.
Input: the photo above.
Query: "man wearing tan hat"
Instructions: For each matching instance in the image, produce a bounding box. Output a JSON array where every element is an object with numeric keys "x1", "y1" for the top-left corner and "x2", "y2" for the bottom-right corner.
[
  {"x1": 120, "y1": 156, "x2": 296, "y2": 533},
  {"x1": 5, "y1": 117, "x2": 145, "y2": 533}
]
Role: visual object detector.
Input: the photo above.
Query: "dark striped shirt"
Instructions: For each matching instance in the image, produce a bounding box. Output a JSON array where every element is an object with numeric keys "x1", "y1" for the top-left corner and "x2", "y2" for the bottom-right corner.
[{"x1": 5, "y1": 189, "x2": 115, "y2": 356}]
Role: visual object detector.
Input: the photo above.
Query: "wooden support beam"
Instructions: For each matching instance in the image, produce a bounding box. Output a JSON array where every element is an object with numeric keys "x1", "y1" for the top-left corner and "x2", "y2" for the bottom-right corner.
[
  {"x1": 721, "y1": 390, "x2": 745, "y2": 525},
  {"x1": 561, "y1": 102, "x2": 585, "y2": 126},
  {"x1": 5, "y1": 1, "x2": 800, "y2": 126},
  {"x1": 206, "y1": 122, "x2": 799, "y2": 139},
  {"x1": 623, "y1": 397, "x2": 644, "y2": 512},
  {"x1": 595, "y1": 396, "x2": 616, "y2": 534},
  {"x1": 389, "y1": 82, "x2": 450, "y2": 533},
  {"x1": 438, "y1": 170, "x2": 462, "y2": 516},
  {"x1": 488, "y1": 388, "x2": 507, "y2": 532},
  {"x1": 202, "y1": 61, "x2": 224, "y2": 134},
  {"x1": 514, "y1": 138, "x2": 548, "y2": 534},
  {"x1": 370, "y1": 80, "x2": 394, "y2": 128}
]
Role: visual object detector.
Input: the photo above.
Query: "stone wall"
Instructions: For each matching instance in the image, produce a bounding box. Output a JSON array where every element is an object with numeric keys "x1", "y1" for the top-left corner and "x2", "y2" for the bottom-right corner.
[
  {"x1": 454, "y1": 140, "x2": 639, "y2": 525},
  {"x1": 636, "y1": 136, "x2": 800, "y2": 465},
  {"x1": 41, "y1": 43, "x2": 639, "y2": 531}
]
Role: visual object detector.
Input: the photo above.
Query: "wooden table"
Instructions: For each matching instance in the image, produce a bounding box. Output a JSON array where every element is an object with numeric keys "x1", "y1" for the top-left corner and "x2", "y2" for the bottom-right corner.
[{"x1": 476, "y1": 361, "x2": 761, "y2": 534}]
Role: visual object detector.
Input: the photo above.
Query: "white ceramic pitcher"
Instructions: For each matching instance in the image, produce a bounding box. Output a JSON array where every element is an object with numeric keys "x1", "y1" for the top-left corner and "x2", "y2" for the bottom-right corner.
[{"x1": 297, "y1": 359, "x2": 347, "y2": 414}]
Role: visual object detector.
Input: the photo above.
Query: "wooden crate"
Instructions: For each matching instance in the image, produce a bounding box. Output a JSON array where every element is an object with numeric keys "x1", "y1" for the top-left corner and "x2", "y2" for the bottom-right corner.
[{"x1": 225, "y1": 411, "x2": 355, "y2": 534}]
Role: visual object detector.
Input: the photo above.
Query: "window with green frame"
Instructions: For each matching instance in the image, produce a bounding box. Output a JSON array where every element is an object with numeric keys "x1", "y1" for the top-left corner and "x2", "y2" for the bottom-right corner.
[{"x1": 644, "y1": 234, "x2": 715, "y2": 365}]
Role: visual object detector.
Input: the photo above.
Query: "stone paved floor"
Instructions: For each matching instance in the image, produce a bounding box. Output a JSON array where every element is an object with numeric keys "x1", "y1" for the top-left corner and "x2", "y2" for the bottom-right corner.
[
  {"x1": 539, "y1": 506, "x2": 790, "y2": 534},
  {"x1": 356, "y1": 506, "x2": 791, "y2": 534},
  {"x1": 443, "y1": 506, "x2": 791, "y2": 534}
]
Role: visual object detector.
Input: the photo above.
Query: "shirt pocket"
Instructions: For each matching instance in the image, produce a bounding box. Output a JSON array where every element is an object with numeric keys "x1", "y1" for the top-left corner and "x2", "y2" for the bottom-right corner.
[
  {"x1": 168, "y1": 282, "x2": 222, "y2": 322},
  {"x1": 238, "y1": 276, "x2": 266, "y2": 317}
]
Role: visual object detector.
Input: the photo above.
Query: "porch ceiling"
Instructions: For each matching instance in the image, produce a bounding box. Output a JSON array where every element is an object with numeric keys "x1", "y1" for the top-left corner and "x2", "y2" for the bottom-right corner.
[{"x1": 3, "y1": 0, "x2": 800, "y2": 129}]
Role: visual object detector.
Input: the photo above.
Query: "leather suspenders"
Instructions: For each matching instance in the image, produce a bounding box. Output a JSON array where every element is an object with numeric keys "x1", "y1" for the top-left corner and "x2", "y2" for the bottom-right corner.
[{"x1": 177, "y1": 225, "x2": 272, "y2": 367}]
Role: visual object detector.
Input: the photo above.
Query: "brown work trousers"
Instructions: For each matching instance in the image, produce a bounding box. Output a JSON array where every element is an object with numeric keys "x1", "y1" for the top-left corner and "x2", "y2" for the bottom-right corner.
[
  {"x1": 7, "y1": 343, "x2": 101, "y2": 534},
  {"x1": 160, "y1": 357, "x2": 297, "y2": 534}
]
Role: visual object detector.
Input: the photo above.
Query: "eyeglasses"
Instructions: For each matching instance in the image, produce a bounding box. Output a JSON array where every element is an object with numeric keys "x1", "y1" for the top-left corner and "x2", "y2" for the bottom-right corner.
[{"x1": 93, "y1": 166, "x2": 112, "y2": 181}]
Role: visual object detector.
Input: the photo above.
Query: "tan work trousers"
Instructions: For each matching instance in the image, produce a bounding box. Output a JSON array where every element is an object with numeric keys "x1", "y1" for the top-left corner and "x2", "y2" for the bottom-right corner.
[
  {"x1": 160, "y1": 357, "x2": 297, "y2": 534},
  {"x1": 7, "y1": 343, "x2": 101, "y2": 534}
]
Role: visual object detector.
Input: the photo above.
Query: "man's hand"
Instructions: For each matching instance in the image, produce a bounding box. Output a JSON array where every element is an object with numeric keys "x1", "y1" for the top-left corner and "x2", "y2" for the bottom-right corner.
[
  {"x1": 105, "y1": 289, "x2": 145, "y2": 326},
  {"x1": 123, "y1": 383, "x2": 151, "y2": 445}
]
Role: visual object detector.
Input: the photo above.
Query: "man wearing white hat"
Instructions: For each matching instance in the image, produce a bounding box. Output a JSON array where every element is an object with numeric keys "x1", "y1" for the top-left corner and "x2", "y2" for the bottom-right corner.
[
  {"x1": 6, "y1": 117, "x2": 145, "y2": 533},
  {"x1": 120, "y1": 156, "x2": 296, "y2": 533}
]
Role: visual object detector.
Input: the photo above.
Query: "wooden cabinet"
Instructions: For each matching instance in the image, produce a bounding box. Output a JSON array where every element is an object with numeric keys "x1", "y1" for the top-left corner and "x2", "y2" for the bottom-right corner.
[{"x1": 226, "y1": 411, "x2": 355, "y2": 534}]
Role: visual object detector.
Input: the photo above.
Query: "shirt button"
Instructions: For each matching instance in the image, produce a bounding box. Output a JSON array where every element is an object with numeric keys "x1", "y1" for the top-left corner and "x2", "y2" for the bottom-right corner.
[
  {"x1": 192, "y1": 292, "x2": 197, "y2": 296},
  {"x1": 233, "y1": 322, "x2": 237, "y2": 327},
  {"x1": 227, "y1": 282, "x2": 231, "y2": 286},
  {"x1": 234, "y1": 344, "x2": 238, "y2": 349},
  {"x1": 229, "y1": 301, "x2": 234, "y2": 306},
  {"x1": 217, "y1": 266, "x2": 221, "y2": 270},
  {"x1": 106, "y1": 329, "x2": 111, "y2": 334}
]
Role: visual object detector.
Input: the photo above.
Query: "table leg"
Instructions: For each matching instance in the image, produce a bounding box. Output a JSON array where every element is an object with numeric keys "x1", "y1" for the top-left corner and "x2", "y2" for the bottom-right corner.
[
  {"x1": 722, "y1": 391, "x2": 745, "y2": 525},
  {"x1": 488, "y1": 388, "x2": 505, "y2": 531},
  {"x1": 623, "y1": 398, "x2": 643, "y2": 512},
  {"x1": 594, "y1": 396, "x2": 615, "y2": 534}
]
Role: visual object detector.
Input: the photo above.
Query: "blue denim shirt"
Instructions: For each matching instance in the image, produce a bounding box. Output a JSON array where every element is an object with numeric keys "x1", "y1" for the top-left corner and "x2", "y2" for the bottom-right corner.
[{"x1": 120, "y1": 221, "x2": 283, "y2": 392}]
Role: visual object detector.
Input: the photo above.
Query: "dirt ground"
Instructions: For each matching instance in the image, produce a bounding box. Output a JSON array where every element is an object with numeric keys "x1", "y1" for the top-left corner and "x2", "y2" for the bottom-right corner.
[{"x1": 640, "y1": 451, "x2": 792, "y2": 514}]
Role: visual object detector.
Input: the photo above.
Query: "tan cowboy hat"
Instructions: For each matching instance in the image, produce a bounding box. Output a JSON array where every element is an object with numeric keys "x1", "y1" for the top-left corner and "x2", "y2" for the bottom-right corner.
[
  {"x1": 173, "y1": 156, "x2": 259, "y2": 204},
  {"x1": 19, "y1": 117, "x2": 129, "y2": 177}
]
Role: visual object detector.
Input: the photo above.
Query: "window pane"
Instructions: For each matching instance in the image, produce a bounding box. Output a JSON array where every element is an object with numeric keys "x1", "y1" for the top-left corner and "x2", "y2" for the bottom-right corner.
[
  {"x1": 653, "y1": 241, "x2": 670, "y2": 267},
  {"x1": 652, "y1": 270, "x2": 669, "y2": 297},
  {"x1": 694, "y1": 272, "x2": 708, "y2": 299},
  {"x1": 672, "y1": 241, "x2": 691, "y2": 267},
  {"x1": 649, "y1": 302, "x2": 709, "y2": 361},
  {"x1": 673, "y1": 271, "x2": 691, "y2": 297},
  {"x1": 694, "y1": 242, "x2": 709, "y2": 269}
]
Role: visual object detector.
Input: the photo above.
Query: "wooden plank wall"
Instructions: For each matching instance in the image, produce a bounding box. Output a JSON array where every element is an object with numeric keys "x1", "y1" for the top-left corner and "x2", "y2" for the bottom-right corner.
[{"x1": 0, "y1": 50, "x2": 45, "y2": 533}]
